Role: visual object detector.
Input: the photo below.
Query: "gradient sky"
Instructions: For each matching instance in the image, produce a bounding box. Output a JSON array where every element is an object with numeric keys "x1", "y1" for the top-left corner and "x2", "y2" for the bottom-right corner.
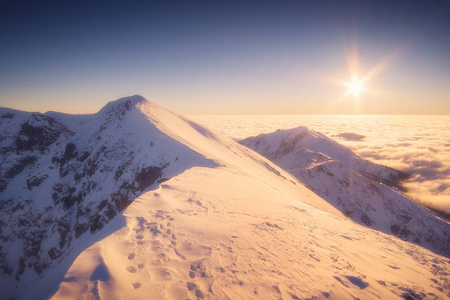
[{"x1": 1, "y1": 0, "x2": 449, "y2": 114}]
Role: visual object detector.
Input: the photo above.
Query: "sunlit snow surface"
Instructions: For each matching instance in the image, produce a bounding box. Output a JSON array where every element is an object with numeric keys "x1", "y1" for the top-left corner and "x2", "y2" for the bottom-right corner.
[
  {"x1": 50, "y1": 101, "x2": 449, "y2": 299},
  {"x1": 189, "y1": 115, "x2": 450, "y2": 214},
  {"x1": 2, "y1": 97, "x2": 449, "y2": 299}
]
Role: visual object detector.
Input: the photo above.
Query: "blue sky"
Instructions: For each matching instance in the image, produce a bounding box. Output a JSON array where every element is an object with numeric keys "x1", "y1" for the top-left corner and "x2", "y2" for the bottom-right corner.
[{"x1": 1, "y1": 0, "x2": 449, "y2": 114}]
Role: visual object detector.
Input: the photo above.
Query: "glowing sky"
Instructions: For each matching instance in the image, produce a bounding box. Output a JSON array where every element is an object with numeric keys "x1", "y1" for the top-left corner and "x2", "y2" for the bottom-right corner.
[{"x1": 1, "y1": 0, "x2": 449, "y2": 114}]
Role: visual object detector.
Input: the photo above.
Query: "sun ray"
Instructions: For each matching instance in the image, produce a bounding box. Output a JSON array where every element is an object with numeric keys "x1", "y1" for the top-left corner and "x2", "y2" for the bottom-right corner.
[
  {"x1": 345, "y1": 76, "x2": 366, "y2": 99},
  {"x1": 308, "y1": 35, "x2": 408, "y2": 111}
]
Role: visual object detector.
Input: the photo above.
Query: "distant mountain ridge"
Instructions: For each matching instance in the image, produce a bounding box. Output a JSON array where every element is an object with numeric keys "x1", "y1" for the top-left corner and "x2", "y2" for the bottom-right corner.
[{"x1": 240, "y1": 126, "x2": 450, "y2": 257}]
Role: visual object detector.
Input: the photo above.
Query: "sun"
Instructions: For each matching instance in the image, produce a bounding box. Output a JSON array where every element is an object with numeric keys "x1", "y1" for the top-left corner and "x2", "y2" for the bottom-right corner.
[{"x1": 346, "y1": 77, "x2": 365, "y2": 98}]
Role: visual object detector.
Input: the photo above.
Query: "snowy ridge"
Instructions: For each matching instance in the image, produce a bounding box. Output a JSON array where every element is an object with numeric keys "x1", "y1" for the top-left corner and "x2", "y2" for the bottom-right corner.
[
  {"x1": 0, "y1": 97, "x2": 449, "y2": 299},
  {"x1": 240, "y1": 126, "x2": 450, "y2": 257},
  {"x1": 0, "y1": 96, "x2": 212, "y2": 298}
]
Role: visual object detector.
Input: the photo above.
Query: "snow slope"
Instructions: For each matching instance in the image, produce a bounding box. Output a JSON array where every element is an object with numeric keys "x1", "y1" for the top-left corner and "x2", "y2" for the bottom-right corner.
[
  {"x1": 1, "y1": 97, "x2": 449, "y2": 299},
  {"x1": 240, "y1": 126, "x2": 450, "y2": 257},
  {"x1": 54, "y1": 166, "x2": 450, "y2": 300}
]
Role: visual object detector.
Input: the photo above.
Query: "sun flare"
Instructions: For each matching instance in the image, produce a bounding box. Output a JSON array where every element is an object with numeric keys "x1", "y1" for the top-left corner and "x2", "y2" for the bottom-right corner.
[{"x1": 346, "y1": 77, "x2": 365, "y2": 98}]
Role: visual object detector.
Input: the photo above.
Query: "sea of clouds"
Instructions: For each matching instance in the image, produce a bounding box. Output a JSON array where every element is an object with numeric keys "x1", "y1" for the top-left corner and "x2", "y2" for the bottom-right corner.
[{"x1": 189, "y1": 114, "x2": 450, "y2": 215}]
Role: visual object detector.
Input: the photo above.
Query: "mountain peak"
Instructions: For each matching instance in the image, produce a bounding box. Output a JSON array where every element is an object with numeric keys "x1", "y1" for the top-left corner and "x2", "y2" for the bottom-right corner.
[
  {"x1": 99, "y1": 94, "x2": 148, "y2": 111},
  {"x1": 109, "y1": 95, "x2": 148, "y2": 106}
]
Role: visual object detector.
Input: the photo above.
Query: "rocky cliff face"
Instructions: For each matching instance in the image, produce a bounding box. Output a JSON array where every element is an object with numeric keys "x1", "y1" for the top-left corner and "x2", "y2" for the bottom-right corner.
[
  {"x1": 240, "y1": 126, "x2": 450, "y2": 257},
  {"x1": 0, "y1": 96, "x2": 204, "y2": 291}
]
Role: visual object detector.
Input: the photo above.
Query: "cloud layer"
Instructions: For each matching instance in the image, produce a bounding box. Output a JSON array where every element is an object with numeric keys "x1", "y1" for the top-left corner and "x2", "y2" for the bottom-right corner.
[
  {"x1": 352, "y1": 140, "x2": 450, "y2": 214},
  {"x1": 190, "y1": 114, "x2": 450, "y2": 215}
]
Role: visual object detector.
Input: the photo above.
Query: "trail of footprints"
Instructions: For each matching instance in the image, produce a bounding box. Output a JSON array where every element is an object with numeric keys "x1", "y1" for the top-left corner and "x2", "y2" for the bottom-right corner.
[
  {"x1": 124, "y1": 210, "x2": 208, "y2": 298},
  {"x1": 125, "y1": 211, "x2": 174, "y2": 289},
  {"x1": 187, "y1": 261, "x2": 208, "y2": 299}
]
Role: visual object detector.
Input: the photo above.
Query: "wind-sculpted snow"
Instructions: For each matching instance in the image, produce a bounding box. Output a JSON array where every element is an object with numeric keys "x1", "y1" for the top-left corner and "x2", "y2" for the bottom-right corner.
[
  {"x1": 1, "y1": 97, "x2": 450, "y2": 299},
  {"x1": 52, "y1": 152, "x2": 450, "y2": 300},
  {"x1": 240, "y1": 126, "x2": 450, "y2": 257}
]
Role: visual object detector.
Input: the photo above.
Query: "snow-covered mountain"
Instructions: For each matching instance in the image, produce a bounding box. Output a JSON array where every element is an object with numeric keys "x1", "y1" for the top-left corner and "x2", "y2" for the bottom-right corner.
[
  {"x1": 1, "y1": 96, "x2": 449, "y2": 299},
  {"x1": 0, "y1": 96, "x2": 210, "y2": 298},
  {"x1": 240, "y1": 126, "x2": 450, "y2": 257}
]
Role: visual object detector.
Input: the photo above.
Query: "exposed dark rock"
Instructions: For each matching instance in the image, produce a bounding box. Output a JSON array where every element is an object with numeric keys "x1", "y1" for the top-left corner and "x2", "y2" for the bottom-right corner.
[
  {"x1": 62, "y1": 189, "x2": 82, "y2": 210},
  {"x1": 64, "y1": 143, "x2": 77, "y2": 159},
  {"x1": 105, "y1": 203, "x2": 117, "y2": 220},
  {"x1": 51, "y1": 183, "x2": 84, "y2": 210},
  {"x1": 34, "y1": 261, "x2": 49, "y2": 275},
  {"x1": 272, "y1": 132, "x2": 307, "y2": 159},
  {"x1": 5, "y1": 156, "x2": 37, "y2": 178},
  {"x1": 52, "y1": 183, "x2": 64, "y2": 204},
  {"x1": 98, "y1": 200, "x2": 108, "y2": 211},
  {"x1": 16, "y1": 256, "x2": 25, "y2": 281},
  {"x1": 398, "y1": 211, "x2": 413, "y2": 224},
  {"x1": 16, "y1": 120, "x2": 60, "y2": 152},
  {"x1": 58, "y1": 219, "x2": 71, "y2": 249},
  {"x1": 391, "y1": 224, "x2": 401, "y2": 235},
  {"x1": 112, "y1": 191, "x2": 130, "y2": 213},
  {"x1": 48, "y1": 247, "x2": 61, "y2": 260},
  {"x1": 78, "y1": 151, "x2": 90, "y2": 162},
  {"x1": 24, "y1": 235, "x2": 42, "y2": 258},
  {"x1": 27, "y1": 174, "x2": 49, "y2": 190},
  {"x1": 11, "y1": 202, "x2": 25, "y2": 213},
  {"x1": 60, "y1": 142, "x2": 78, "y2": 168},
  {"x1": 0, "y1": 263, "x2": 12, "y2": 277},
  {"x1": 74, "y1": 223, "x2": 89, "y2": 239},
  {"x1": 360, "y1": 214, "x2": 373, "y2": 226},
  {"x1": 391, "y1": 224, "x2": 410, "y2": 240},
  {"x1": 52, "y1": 155, "x2": 61, "y2": 164},
  {"x1": 399, "y1": 227, "x2": 410, "y2": 240},
  {"x1": 0, "y1": 179, "x2": 7, "y2": 192},
  {"x1": 1, "y1": 112, "x2": 14, "y2": 119},
  {"x1": 84, "y1": 158, "x2": 98, "y2": 177},
  {"x1": 89, "y1": 215, "x2": 104, "y2": 233},
  {"x1": 136, "y1": 166, "x2": 163, "y2": 191},
  {"x1": 115, "y1": 160, "x2": 132, "y2": 180}
]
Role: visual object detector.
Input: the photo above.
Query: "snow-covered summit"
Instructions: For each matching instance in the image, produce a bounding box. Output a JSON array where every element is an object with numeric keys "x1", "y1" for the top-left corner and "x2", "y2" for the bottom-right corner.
[
  {"x1": 0, "y1": 96, "x2": 212, "y2": 298},
  {"x1": 97, "y1": 95, "x2": 148, "y2": 115},
  {"x1": 241, "y1": 126, "x2": 409, "y2": 188}
]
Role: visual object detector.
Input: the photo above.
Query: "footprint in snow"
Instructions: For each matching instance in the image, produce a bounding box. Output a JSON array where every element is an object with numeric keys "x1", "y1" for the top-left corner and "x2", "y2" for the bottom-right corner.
[
  {"x1": 195, "y1": 289, "x2": 205, "y2": 298},
  {"x1": 132, "y1": 282, "x2": 141, "y2": 289},
  {"x1": 187, "y1": 282, "x2": 197, "y2": 291}
]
